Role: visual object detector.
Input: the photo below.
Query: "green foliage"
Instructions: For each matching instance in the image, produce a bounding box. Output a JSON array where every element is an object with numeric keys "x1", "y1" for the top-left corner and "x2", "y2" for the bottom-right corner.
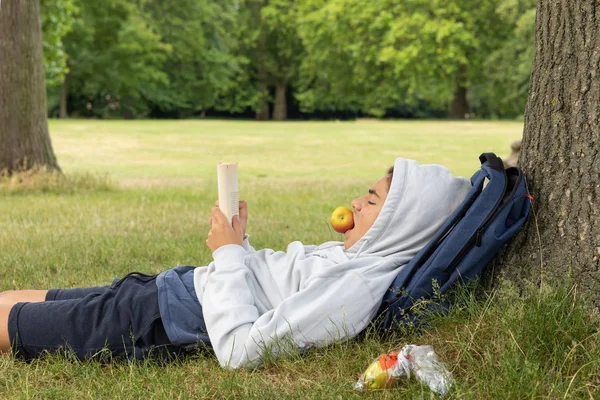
[
  {"x1": 212, "y1": 3, "x2": 259, "y2": 114},
  {"x1": 296, "y1": 0, "x2": 398, "y2": 116},
  {"x1": 63, "y1": 0, "x2": 170, "y2": 118},
  {"x1": 262, "y1": 0, "x2": 305, "y2": 94},
  {"x1": 41, "y1": 0, "x2": 536, "y2": 119},
  {"x1": 139, "y1": 0, "x2": 241, "y2": 116},
  {"x1": 296, "y1": 0, "x2": 527, "y2": 117},
  {"x1": 41, "y1": 0, "x2": 76, "y2": 86},
  {"x1": 58, "y1": 0, "x2": 241, "y2": 118},
  {"x1": 215, "y1": 0, "x2": 305, "y2": 117},
  {"x1": 472, "y1": 0, "x2": 536, "y2": 118}
]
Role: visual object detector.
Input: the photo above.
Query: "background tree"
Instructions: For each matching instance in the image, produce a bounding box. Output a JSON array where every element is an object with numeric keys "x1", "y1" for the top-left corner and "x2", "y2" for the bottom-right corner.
[
  {"x1": 491, "y1": 0, "x2": 600, "y2": 298},
  {"x1": 40, "y1": 0, "x2": 76, "y2": 88},
  {"x1": 261, "y1": 0, "x2": 304, "y2": 120},
  {"x1": 0, "y1": 0, "x2": 60, "y2": 173},
  {"x1": 37, "y1": 0, "x2": 538, "y2": 120},
  {"x1": 297, "y1": 0, "x2": 523, "y2": 118},
  {"x1": 212, "y1": 3, "x2": 262, "y2": 118},
  {"x1": 297, "y1": 0, "x2": 404, "y2": 117},
  {"x1": 140, "y1": 0, "x2": 240, "y2": 118},
  {"x1": 250, "y1": 0, "x2": 271, "y2": 120},
  {"x1": 471, "y1": 0, "x2": 536, "y2": 118},
  {"x1": 58, "y1": 0, "x2": 170, "y2": 118},
  {"x1": 216, "y1": 0, "x2": 304, "y2": 121}
]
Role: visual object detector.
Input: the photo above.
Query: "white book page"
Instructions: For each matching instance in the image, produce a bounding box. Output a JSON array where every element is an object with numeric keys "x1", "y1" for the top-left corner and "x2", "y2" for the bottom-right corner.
[{"x1": 217, "y1": 162, "x2": 239, "y2": 224}]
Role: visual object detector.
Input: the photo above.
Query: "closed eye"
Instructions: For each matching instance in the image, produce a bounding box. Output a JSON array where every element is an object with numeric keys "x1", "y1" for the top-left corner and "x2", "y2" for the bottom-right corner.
[{"x1": 368, "y1": 201, "x2": 376, "y2": 205}]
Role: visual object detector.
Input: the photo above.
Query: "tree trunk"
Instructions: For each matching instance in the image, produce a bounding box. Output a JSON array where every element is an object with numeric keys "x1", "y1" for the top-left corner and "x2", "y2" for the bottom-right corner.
[
  {"x1": 449, "y1": 81, "x2": 467, "y2": 119},
  {"x1": 256, "y1": 64, "x2": 270, "y2": 121},
  {"x1": 252, "y1": 1, "x2": 270, "y2": 121},
  {"x1": 487, "y1": 0, "x2": 600, "y2": 299},
  {"x1": 273, "y1": 82, "x2": 287, "y2": 121},
  {"x1": 59, "y1": 73, "x2": 68, "y2": 119},
  {"x1": 0, "y1": 0, "x2": 60, "y2": 173}
]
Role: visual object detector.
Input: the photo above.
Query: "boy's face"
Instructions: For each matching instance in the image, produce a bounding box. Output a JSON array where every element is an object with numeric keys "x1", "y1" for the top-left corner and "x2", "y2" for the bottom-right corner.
[{"x1": 344, "y1": 174, "x2": 391, "y2": 249}]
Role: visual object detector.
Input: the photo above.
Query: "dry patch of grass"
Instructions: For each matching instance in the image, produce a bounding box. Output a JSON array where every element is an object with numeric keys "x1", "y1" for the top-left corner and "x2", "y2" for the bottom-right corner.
[{"x1": 0, "y1": 168, "x2": 114, "y2": 194}]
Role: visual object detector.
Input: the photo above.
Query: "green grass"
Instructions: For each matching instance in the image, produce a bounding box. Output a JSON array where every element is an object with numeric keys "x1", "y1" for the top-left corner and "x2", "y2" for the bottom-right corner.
[
  {"x1": 46, "y1": 119, "x2": 522, "y2": 181},
  {"x1": 1, "y1": 119, "x2": 598, "y2": 399}
]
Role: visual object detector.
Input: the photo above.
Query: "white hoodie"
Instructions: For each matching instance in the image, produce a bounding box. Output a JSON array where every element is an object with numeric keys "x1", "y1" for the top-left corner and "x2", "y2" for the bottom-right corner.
[{"x1": 193, "y1": 158, "x2": 472, "y2": 369}]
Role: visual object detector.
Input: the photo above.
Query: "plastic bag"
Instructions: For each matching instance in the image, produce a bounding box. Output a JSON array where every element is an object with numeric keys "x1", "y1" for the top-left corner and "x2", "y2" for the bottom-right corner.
[{"x1": 354, "y1": 344, "x2": 453, "y2": 396}]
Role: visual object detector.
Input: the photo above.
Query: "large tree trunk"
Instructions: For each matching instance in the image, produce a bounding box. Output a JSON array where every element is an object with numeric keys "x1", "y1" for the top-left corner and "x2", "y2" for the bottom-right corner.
[
  {"x1": 488, "y1": 1, "x2": 600, "y2": 299},
  {"x1": 0, "y1": 0, "x2": 60, "y2": 173},
  {"x1": 272, "y1": 82, "x2": 287, "y2": 121}
]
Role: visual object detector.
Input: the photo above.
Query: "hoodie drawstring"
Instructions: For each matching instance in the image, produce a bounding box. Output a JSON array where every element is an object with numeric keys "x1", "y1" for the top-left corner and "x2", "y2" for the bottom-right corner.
[{"x1": 352, "y1": 239, "x2": 369, "y2": 260}]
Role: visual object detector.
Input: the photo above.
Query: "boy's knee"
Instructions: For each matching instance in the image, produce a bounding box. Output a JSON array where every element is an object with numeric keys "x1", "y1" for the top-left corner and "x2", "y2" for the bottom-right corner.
[
  {"x1": 0, "y1": 290, "x2": 48, "y2": 305},
  {"x1": 0, "y1": 291, "x2": 16, "y2": 305}
]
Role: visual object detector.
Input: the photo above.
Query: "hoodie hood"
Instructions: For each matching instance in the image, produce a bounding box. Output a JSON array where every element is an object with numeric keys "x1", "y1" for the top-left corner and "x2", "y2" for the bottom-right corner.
[{"x1": 346, "y1": 158, "x2": 472, "y2": 259}]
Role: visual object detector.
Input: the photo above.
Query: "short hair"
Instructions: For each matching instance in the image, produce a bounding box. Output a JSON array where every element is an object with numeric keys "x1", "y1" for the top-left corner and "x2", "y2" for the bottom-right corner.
[{"x1": 386, "y1": 166, "x2": 394, "y2": 189}]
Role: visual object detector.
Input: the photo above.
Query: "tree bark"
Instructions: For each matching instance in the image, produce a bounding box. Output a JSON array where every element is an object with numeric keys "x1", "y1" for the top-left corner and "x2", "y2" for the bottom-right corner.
[
  {"x1": 0, "y1": 0, "x2": 60, "y2": 173},
  {"x1": 449, "y1": 81, "x2": 467, "y2": 119},
  {"x1": 273, "y1": 82, "x2": 287, "y2": 121},
  {"x1": 59, "y1": 73, "x2": 68, "y2": 119},
  {"x1": 487, "y1": 0, "x2": 600, "y2": 299}
]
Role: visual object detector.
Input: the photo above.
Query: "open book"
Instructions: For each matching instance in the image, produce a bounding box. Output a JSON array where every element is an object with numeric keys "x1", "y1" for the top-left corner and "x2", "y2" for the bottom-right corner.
[{"x1": 217, "y1": 162, "x2": 239, "y2": 225}]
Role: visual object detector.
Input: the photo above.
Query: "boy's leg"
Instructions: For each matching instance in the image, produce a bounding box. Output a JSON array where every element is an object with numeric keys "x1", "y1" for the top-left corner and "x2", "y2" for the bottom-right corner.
[
  {"x1": 6, "y1": 277, "x2": 183, "y2": 362},
  {"x1": 0, "y1": 304, "x2": 13, "y2": 353},
  {"x1": 46, "y1": 286, "x2": 110, "y2": 301},
  {"x1": 0, "y1": 285, "x2": 110, "y2": 306},
  {"x1": 0, "y1": 290, "x2": 48, "y2": 305},
  {"x1": 0, "y1": 288, "x2": 105, "y2": 352}
]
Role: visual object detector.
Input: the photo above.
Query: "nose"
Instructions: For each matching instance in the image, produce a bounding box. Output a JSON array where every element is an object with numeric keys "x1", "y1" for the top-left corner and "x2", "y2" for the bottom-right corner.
[{"x1": 351, "y1": 197, "x2": 362, "y2": 211}]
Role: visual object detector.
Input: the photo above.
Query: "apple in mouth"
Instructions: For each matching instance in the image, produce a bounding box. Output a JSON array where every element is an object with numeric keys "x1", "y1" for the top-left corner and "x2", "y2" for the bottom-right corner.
[{"x1": 330, "y1": 206, "x2": 354, "y2": 234}]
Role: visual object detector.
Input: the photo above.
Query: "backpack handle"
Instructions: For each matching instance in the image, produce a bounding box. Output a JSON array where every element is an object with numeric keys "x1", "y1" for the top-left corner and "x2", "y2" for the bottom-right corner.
[{"x1": 479, "y1": 153, "x2": 504, "y2": 172}]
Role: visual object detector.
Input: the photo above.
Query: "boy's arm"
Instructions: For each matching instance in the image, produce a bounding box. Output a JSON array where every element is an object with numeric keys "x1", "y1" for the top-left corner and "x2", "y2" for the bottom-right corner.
[{"x1": 201, "y1": 247, "x2": 377, "y2": 369}]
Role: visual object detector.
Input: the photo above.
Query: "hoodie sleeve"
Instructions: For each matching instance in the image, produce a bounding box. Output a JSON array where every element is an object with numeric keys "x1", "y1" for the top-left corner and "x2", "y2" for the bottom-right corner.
[
  {"x1": 242, "y1": 234, "x2": 256, "y2": 253},
  {"x1": 201, "y1": 246, "x2": 377, "y2": 369}
]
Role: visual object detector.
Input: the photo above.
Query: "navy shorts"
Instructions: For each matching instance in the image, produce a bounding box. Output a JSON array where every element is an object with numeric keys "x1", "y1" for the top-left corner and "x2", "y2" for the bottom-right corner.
[{"x1": 8, "y1": 273, "x2": 187, "y2": 362}]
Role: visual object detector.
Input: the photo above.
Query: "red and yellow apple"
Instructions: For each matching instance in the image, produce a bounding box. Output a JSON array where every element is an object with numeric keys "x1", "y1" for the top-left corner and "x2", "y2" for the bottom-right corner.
[{"x1": 330, "y1": 206, "x2": 354, "y2": 233}]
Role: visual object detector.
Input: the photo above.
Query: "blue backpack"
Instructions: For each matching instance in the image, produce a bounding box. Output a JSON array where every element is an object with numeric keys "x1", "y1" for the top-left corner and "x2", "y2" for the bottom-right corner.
[{"x1": 378, "y1": 152, "x2": 532, "y2": 329}]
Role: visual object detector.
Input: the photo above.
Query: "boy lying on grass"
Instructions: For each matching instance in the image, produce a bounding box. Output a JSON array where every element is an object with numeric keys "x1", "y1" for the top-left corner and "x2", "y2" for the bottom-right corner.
[{"x1": 0, "y1": 158, "x2": 471, "y2": 369}]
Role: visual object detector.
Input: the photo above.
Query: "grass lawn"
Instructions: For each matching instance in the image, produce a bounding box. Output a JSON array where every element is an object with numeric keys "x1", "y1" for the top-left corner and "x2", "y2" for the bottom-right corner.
[{"x1": 1, "y1": 119, "x2": 598, "y2": 399}]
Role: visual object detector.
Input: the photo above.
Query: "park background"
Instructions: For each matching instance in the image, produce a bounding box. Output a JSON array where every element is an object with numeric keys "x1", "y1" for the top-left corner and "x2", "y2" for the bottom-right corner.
[
  {"x1": 2, "y1": 0, "x2": 600, "y2": 398},
  {"x1": 41, "y1": 0, "x2": 535, "y2": 122}
]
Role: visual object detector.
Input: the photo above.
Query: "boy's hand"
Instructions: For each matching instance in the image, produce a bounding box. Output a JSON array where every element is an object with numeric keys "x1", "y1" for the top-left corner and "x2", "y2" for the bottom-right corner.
[
  {"x1": 207, "y1": 205, "x2": 244, "y2": 253},
  {"x1": 214, "y1": 200, "x2": 248, "y2": 236},
  {"x1": 238, "y1": 200, "x2": 248, "y2": 235}
]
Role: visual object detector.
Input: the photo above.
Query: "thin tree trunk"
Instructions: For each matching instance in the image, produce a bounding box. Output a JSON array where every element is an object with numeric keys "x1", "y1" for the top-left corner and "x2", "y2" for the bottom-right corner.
[
  {"x1": 59, "y1": 73, "x2": 68, "y2": 119},
  {"x1": 273, "y1": 82, "x2": 287, "y2": 121},
  {"x1": 449, "y1": 81, "x2": 467, "y2": 119},
  {"x1": 487, "y1": 0, "x2": 600, "y2": 300},
  {"x1": 252, "y1": 1, "x2": 270, "y2": 121},
  {"x1": 0, "y1": 0, "x2": 60, "y2": 173},
  {"x1": 256, "y1": 64, "x2": 270, "y2": 121}
]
